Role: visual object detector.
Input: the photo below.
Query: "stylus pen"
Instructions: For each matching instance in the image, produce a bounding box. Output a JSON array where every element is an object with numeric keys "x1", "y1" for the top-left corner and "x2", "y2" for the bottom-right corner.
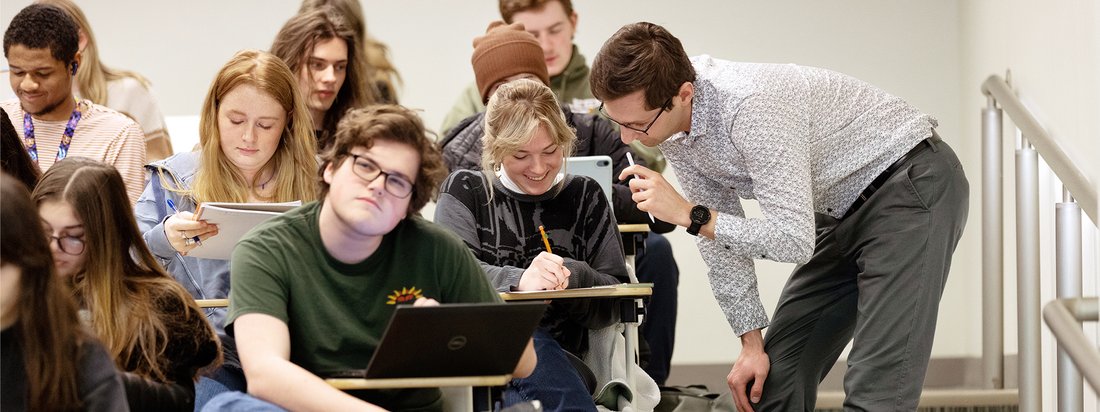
[{"x1": 625, "y1": 152, "x2": 656, "y2": 223}]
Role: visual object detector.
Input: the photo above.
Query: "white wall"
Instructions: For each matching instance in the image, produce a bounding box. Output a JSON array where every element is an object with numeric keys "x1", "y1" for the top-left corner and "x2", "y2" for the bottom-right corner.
[
  {"x1": 2, "y1": 0, "x2": 981, "y2": 366},
  {"x1": 960, "y1": 1, "x2": 1100, "y2": 409}
]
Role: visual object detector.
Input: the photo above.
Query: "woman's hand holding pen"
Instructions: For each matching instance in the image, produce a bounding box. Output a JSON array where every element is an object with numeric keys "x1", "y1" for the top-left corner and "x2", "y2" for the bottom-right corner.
[
  {"x1": 164, "y1": 212, "x2": 218, "y2": 255},
  {"x1": 519, "y1": 252, "x2": 571, "y2": 291}
]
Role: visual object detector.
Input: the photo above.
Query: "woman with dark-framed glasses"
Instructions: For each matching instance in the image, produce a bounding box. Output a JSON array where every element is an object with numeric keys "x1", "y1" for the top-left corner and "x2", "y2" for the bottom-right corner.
[
  {"x1": 33, "y1": 157, "x2": 220, "y2": 411},
  {"x1": 133, "y1": 50, "x2": 318, "y2": 409}
]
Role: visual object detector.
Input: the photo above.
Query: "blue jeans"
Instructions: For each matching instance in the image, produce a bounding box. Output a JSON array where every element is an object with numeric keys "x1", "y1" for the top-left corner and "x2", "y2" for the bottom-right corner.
[
  {"x1": 201, "y1": 391, "x2": 286, "y2": 412},
  {"x1": 194, "y1": 366, "x2": 246, "y2": 411},
  {"x1": 503, "y1": 329, "x2": 595, "y2": 412}
]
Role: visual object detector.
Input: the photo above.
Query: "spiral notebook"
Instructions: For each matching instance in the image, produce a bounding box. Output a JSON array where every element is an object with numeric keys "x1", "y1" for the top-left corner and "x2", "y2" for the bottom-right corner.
[{"x1": 187, "y1": 201, "x2": 302, "y2": 260}]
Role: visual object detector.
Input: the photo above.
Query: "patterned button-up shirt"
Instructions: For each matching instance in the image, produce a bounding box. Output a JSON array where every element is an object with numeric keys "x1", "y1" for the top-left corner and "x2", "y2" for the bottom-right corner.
[{"x1": 660, "y1": 56, "x2": 937, "y2": 336}]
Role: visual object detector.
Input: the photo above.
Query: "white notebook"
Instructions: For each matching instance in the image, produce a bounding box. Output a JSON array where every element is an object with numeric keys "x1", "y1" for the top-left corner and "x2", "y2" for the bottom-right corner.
[{"x1": 187, "y1": 201, "x2": 302, "y2": 260}]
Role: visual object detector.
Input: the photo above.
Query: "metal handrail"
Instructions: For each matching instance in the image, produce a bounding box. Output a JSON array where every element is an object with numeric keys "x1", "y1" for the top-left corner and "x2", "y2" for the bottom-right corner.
[
  {"x1": 980, "y1": 73, "x2": 1097, "y2": 412},
  {"x1": 1042, "y1": 298, "x2": 1100, "y2": 393},
  {"x1": 981, "y1": 75, "x2": 1098, "y2": 226}
]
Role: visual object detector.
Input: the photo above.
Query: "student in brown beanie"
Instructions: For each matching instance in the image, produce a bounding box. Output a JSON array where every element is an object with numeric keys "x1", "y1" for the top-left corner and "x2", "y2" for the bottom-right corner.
[
  {"x1": 438, "y1": 20, "x2": 683, "y2": 387},
  {"x1": 471, "y1": 22, "x2": 550, "y2": 104}
]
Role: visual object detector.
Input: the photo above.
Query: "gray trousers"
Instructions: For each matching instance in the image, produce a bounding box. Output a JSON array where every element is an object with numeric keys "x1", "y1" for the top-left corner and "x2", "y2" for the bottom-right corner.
[{"x1": 755, "y1": 138, "x2": 969, "y2": 411}]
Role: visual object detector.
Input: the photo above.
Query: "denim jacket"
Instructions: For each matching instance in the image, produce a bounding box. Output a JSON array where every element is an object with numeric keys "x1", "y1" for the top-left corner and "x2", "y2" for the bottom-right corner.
[{"x1": 135, "y1": 151, "x2": 231, "y2": 333}]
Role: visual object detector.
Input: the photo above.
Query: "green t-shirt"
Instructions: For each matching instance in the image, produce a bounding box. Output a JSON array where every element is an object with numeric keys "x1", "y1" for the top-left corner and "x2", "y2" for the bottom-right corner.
[{"x1": 226, "y1": 201, "x2": 501, "y2": 411}]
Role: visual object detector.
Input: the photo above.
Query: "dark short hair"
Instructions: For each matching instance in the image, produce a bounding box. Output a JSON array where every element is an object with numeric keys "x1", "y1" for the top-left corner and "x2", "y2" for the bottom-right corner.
[
  {"x1": 591, "y1": 22, "x2": 696, "y2": 111},
  {"x1": 319, "y1": 105, "x2": 446, "y2": 216},
  {"x1": 3, "y1": 4, "x2": 80, "y2": 64}
]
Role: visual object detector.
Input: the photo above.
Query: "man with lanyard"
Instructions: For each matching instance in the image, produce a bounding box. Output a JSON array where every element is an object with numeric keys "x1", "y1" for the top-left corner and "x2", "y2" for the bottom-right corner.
[
  {"x1": 3, "y1": 4, "x2": 146, "y2": 202},
  {"x1": 593, "y1": 22, "x2": 969, "y2": 411}
]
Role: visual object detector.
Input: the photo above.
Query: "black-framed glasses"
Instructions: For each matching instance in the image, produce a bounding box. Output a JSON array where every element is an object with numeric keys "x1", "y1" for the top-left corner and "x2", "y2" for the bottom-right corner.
[
  {"x1": 598, "y1": 98, "x2": 673, "y2": 136},
  {"x1": 47, "y1": 234, "x2": 85, "y2": 255},
  {"x1": 348, "y1": 154, "x2": 415, "y2": 198}
]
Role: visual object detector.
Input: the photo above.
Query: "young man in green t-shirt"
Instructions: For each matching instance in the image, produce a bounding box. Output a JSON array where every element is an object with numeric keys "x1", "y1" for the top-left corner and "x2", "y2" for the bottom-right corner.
[{"x1": 208, "y1": 105, "x2": 536, "y2": 411}]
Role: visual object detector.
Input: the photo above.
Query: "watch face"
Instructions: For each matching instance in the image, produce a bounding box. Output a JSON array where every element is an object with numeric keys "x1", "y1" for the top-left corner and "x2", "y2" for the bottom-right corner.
[{"x1": 691, "y1": 205, "x2": 710, "y2": 224}]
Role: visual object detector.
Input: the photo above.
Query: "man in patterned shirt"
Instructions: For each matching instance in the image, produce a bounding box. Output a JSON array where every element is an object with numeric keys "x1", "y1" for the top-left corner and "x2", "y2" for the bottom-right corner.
[{"x1": 591, "y1": 22, "x2": 969, "y2": 411}]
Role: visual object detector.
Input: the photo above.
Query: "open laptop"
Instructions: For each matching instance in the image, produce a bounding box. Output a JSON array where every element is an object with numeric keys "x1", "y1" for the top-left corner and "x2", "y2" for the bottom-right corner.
[
  {"x1": 327, "y1": 302, "x2": 546, "y2": 379},
  {"x1": 565, "y1": 155, "x2": 614, "y2": 202}
]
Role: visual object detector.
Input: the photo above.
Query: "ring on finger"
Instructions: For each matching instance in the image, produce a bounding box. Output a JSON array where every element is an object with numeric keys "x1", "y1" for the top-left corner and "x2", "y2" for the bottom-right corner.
[{"x1": 184, "y1": 237, "x2": 195, "y2": 246}]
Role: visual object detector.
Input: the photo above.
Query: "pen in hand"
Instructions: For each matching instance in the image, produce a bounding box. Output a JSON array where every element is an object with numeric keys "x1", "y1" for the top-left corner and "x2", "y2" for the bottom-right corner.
[
  {"x1": 166, "y1": 198, "x2": 203, "y2": 247},
  {"x1": 625, "y1": 152, "x2": 656, "y2": 223}
]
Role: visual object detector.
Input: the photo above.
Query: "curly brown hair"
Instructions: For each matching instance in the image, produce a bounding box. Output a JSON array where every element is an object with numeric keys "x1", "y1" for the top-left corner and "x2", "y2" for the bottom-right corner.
[{"x1": 319, "y1": 105, "x2": 446, "y2": 216}]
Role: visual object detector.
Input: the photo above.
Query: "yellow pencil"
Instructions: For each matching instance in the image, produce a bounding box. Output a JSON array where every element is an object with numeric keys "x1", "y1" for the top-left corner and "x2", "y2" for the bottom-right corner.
[{"x1": 538, "y1": 225, "x2": 552, "y2": 253}]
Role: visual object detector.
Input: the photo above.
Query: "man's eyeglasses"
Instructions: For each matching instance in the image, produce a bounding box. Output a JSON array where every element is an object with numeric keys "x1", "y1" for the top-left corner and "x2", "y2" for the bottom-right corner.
[
  {"x1": 48, "y1": 234, "x2": 85, "y2": 255},
  {"x1": 348, "y1": 154, "x2": 415, "y2": 198},
  {"x1": 598, "y1": 98, "x2": 672, "y2": 136}
]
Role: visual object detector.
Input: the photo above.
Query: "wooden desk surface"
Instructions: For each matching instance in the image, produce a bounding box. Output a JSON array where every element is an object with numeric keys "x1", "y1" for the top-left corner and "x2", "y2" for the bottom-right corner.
[
  {"x1": 196, "y1": 299, "x2": 229, "y2": 308},
  {"x1": 327, "y1": 374, "x2": 512, "y2": 390},
  {"x1": 500, "y1": 283, "x2": 653, "y2": 301},
  {"x1": 617, "y1": 224, "x2": 651, "y2": 233}
]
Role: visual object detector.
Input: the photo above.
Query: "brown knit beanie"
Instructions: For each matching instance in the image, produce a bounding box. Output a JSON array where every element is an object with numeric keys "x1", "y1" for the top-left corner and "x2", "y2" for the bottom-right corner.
[{"x1": 471, "y1": 21, "x2": 550, "y2": 104}]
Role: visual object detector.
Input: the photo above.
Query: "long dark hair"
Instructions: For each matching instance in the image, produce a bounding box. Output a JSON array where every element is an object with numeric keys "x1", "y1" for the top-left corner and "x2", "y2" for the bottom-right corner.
[
  {"x1": 1, "y1": 108, "x2": 41, "y2": 189},
  {"x1": 32, "y1": 158, "x2": 220, "y2": 382},
  {"x1": 271, "y1": 6, "x2": 374, "y2": 149},
  {"x1": 1, "y1": 172, "x2": 84, "y2": 411}
]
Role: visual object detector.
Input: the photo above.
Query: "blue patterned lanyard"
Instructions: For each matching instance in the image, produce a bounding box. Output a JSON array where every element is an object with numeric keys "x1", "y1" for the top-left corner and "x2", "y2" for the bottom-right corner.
[{"x1": 23, "y1": 99, "x2": 83, "y2": 164}]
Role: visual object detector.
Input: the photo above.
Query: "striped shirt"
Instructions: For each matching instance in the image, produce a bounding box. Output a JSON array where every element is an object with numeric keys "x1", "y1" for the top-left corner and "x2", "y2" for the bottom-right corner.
[
  {"x1": 660, "y1": 55, "x2": 936, "y2": 336},
  {"x1": 2, "y1": 99, "x2": 147, "y2": 203}
]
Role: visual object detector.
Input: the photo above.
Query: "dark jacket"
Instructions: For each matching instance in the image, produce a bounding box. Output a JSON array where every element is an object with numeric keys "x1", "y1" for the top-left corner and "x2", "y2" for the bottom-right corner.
[{"x1": 439, "y1": 105, "x2": 675, "y2": 233}]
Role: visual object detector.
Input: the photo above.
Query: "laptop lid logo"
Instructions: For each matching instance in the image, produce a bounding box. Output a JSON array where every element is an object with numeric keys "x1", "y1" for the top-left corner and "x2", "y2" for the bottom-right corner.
[{"x1": 448, "y1": 335, "x2": 467, "y2": 351}]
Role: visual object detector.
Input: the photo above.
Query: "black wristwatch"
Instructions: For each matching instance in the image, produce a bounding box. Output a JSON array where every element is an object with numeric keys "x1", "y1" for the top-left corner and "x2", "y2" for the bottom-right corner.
[{"x1": 686, "y1": 205, "x2": 711, "y2": 236}]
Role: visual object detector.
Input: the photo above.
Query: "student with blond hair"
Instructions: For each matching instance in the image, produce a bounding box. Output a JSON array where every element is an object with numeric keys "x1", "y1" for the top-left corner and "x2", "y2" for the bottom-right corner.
[
  {"x1": 133, "y1": 49, "x2": 318, "y2": 409},
  {"x1": 436, "y1": 79, "x2": 631, "y2": 411},
  {"x1": 34, "y1": 157, "x2": 220, "y2": 411}
]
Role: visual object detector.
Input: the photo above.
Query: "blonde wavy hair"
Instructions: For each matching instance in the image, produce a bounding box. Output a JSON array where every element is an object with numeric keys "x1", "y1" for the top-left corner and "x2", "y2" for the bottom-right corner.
[
  {"x1": 482, "y1": 79, "x2": 576, "y2": 196},
  {"x1": 185, "y1": 50, "x2": 318, "y2": 204}
]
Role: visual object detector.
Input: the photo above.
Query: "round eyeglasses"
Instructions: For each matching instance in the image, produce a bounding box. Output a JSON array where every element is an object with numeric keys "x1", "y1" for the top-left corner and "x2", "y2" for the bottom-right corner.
[
  {"x1": 48, "y1": 234, "x2": 85, "y2": 255},
  {"x1": 348, "y1": 154, "x2": 415, "y2": 198}
]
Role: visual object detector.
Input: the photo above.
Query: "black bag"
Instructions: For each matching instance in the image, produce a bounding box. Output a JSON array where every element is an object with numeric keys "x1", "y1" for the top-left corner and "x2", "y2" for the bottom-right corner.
[{"x1": 654, "y1": 385, "x2": 735, "y2": 412}]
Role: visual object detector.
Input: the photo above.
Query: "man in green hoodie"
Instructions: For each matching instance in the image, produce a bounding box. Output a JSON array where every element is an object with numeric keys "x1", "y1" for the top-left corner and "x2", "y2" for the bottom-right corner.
[{"x1": 439, "y1": 0, "x2": 665, "y2": 171}]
